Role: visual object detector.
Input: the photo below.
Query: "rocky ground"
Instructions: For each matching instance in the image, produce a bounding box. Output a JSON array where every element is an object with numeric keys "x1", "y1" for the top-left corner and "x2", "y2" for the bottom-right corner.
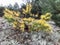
[{"x1": 0, "y1": 17, "x2": 60, "y2": 45}]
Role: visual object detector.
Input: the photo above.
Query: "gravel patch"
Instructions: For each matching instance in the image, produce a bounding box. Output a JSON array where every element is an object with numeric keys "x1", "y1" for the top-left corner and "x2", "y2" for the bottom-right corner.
[{"x1": 0, "y1": 17, "x2": 60, "y2": 45}]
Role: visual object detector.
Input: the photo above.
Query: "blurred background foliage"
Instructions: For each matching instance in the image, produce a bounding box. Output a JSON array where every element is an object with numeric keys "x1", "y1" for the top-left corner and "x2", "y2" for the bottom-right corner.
[{"x1": 0, "y1": 0, "x2": 60, "y2": 26}]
